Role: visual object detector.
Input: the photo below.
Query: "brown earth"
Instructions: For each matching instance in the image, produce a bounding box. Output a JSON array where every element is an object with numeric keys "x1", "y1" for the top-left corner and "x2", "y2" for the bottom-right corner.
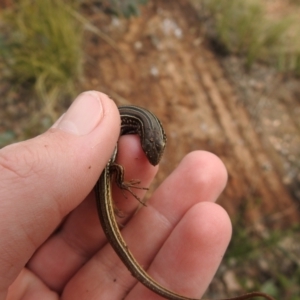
[{"x1": 82, "y1": 0, "x2": 300, "y2": 229}]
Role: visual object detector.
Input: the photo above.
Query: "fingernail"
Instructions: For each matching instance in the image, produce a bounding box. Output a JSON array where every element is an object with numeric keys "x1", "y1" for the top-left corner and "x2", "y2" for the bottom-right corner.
[{"x1": 55, "y1": 92, "x2": 103, "y2": 136}]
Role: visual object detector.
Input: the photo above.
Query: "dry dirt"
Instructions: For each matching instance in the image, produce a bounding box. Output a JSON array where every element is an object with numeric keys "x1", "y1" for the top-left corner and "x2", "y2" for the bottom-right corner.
[{"x1": 82, "y1": 0, "x2": 300, "y2": 229}]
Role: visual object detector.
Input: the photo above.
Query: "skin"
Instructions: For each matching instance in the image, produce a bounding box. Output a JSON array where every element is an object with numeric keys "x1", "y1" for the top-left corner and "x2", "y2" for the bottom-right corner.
[{"x1": 0, "y1": 92, "x2": 231, "y2": 300}]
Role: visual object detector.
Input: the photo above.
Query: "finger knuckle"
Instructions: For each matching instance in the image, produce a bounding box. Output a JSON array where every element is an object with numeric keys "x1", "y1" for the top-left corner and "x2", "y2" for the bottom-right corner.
[{"x1": 0, "y1": 142, "x2": 45, "y2": 183}]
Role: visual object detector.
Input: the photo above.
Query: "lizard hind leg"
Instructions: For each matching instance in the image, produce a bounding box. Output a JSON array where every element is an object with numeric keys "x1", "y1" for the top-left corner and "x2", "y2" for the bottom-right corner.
[{"x1": 110, "y1": 162, "x2": 149, "y2": 206}]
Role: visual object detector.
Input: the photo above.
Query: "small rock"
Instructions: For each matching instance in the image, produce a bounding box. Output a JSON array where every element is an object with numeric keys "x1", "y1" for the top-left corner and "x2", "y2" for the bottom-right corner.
[
  {"x1": 223, "y1": 271, "x2": 240, "y2": 292},
  {"x1": 150, "y1": 66, "x2": 159, "y2": 77},
  {"x1": 134, "y1": 41, "x2": 143, "y2": 50}
]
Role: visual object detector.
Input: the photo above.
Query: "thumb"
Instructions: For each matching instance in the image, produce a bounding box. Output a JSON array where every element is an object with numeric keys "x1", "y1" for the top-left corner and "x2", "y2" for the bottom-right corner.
[{"x1": 0, "y1": 91, "x2": 120, "y2": 292}]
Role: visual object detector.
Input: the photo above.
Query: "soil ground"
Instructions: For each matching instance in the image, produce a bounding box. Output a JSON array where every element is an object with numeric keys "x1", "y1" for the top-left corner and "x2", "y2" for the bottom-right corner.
[{"x1": 82, "y1": 0, "x2": 300, "y2": 229}]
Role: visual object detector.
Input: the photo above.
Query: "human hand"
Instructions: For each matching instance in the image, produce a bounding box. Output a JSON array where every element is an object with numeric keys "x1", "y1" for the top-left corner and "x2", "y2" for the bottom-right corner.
[{"x1": 0, "y1": 91, "x2": 231, "y2": 300}]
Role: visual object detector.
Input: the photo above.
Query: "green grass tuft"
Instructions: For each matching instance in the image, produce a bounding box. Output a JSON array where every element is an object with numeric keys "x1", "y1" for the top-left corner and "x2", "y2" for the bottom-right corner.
[
  {"x1": 0, "y1": 0, "x2": 83, "y2": 120},
  {"x1": 103, "y1": 0, "x2": 148, "y2": 17},
  {"x1": 224, "y1": 217, "x2": 300, "y2": 299},
  {"x1": 200, "y1": 0, "x2": 300, "y2": 74}
]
